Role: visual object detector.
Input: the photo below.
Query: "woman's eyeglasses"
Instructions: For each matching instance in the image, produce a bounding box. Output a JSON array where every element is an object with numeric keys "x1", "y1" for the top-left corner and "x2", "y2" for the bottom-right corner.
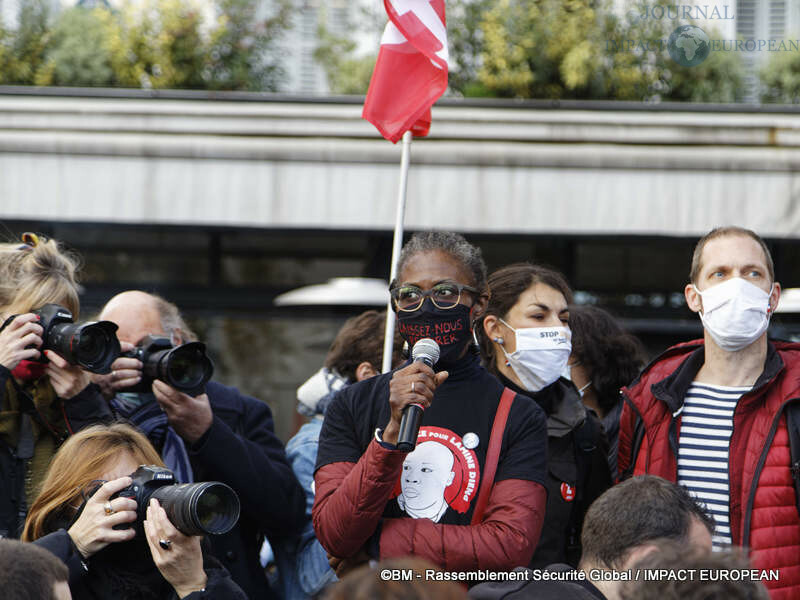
[{"x1": 390, "y1": 282, "x2": 478, "y2": 312}]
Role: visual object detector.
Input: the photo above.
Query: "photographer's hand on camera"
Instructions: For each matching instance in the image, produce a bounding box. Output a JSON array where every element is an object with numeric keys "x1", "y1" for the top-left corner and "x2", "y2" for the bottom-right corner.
[
  {"x1": 152, "y1": 380, "x2": 213, "y2": 444},
  {"x1": 67, "y1": 476, "x2": 137, "y2": 559},
  {"x1": 91, "y1": 342, "x2": 142, "y2": 400},
  {"x1": 0, "y1": 313, "x2": 43, "y2": 371},
  {"x1": 44, "y1": 350, "x2": 92, "y2": 400},
  {"x1": 144, "y1": 498, "x2": 207, "y2": 598},
  {"x1": 383, "y1": 362, "x2": 448, "y2": 446}
]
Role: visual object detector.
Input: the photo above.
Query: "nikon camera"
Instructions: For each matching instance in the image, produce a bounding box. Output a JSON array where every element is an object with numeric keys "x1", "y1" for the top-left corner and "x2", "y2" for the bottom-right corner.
[
  {"x1": 0, "y1": 303, "x2": 121, "y2": 374},
  {"x1": 114, "y1": 465, "x2": 240, "y2": 536},
  {"x1": 122, "y1": 335, "x2": 214, "y2": 396}
]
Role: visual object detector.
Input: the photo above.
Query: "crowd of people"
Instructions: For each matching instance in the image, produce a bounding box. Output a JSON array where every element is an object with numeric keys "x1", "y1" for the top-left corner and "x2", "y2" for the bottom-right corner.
[{"x1": 0, "y1": 225, "x2": 797, "y2": 600}]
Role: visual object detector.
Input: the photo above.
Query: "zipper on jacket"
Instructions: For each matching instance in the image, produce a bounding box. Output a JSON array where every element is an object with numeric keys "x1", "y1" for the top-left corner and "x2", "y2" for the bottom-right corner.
[
  {"x1": 620, "y1": 390, "x2": 646, "y2": 480},
  {"x1": 741, "y1": 397, "x2": 800, "y2": 548}
]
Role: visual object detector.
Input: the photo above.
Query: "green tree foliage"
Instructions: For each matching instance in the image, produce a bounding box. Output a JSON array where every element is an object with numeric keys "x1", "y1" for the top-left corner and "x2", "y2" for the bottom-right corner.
[
  {"x1": 35, "y1": 8, "x2": 117, "y2": 86},
  {"x1": 664, "y1": 36, "x2": 744, "y2": 102},
  {"x1": 465, "y1": 0, "x2": 744, "y2": 102},
  {"x1": 114, "y1": 0, "x2": 206, "y2": 89},
  {"x1": 0, "y1": 0, "x2": 290, "y2": 91},
  {"x1": 444, "y1": 0, "x2": 493, "y2": 96},
  {"x1": 0, "y1": 22, "x2": 15, "y2": 84},
  {"x1": 313, "y1": 6, "x2": 379, "y2": 95},
  {"x1": 760, "y1": 50, "x2": 800, "y2": 103},
  {"x1": 205, "y1": 0, "x2": 291, "y2": 92},
  {"x1": 0, "y1": 0, "x2": 51, "y2": 84},
  {"x1": 313, "y1": 20, "x2": 375, "y2": 95}
]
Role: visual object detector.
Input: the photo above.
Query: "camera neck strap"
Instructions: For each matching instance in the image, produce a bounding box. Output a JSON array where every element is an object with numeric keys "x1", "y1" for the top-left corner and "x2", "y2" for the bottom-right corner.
[{"x1": 8, "y1": 377, "x2": 67, "y2": 446}]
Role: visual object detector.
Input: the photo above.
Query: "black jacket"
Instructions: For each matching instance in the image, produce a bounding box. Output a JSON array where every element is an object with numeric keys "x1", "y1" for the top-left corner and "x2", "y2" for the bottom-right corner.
[
  {"x1": 117, "y1": 381, "x2": 306, "y2": 600},
  {"x1": 498, "y1": 375, "x2": 612, "y2": 568},
  {"x1": 469, "y1": 565, "x2": 607, "y2": 600},
  {"x1": 34, "y1": 528, "x2": 246, "y2": 600},
  {"x1": 0, "y1": 366, "x2": 112, "y2": 539}
]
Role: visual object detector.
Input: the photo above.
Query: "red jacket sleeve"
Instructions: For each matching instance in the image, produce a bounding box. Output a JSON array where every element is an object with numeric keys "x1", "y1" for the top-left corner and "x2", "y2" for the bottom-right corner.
[
  {"x1": 312, "y1": 439, "x2": 405, "y2": 558},
  {"x1": 617, "y1": 396, "x2": 636, "y2": 482},
  {"x1": 313, "y1": 437, "x2": 546, "y2": 570},
  {"x1": 379, "y1": 478, "x2": 545, "y2": 570}
]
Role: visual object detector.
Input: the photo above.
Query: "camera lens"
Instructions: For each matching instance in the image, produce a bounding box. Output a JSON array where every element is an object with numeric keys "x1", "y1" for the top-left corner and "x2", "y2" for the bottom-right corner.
[
  {"x1": 45, "y1": 320, "x2": 120, "y2": 374},
  {"x1": 157, "y1": 343, "x2": 213, "y2": 394},
  {"x1": 152, "y1": 482, "x2": 240, "y2": 536},
  {"x1": 165, "y1": 347, "x2": 205, "y2": 389},
  {"x1": 195, "y1": 483, "x2": 240, "y2": 534},
  {"x1": 75, "y1": 327, "x2": 108, "y2": 364}
]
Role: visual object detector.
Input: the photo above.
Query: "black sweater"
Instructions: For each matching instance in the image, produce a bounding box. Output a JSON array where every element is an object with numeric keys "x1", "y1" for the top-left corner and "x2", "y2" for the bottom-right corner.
[
  {"x1": 34, "y1": 528, "x2": 246, "y2": 600},
  {"x1": 497, "y1": 373, "x2": 612, "y2": 568}
]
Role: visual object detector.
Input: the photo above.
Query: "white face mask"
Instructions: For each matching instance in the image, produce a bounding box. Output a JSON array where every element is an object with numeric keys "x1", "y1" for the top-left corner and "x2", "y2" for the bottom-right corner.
[
  {"x1": 693, "y1": 277, "x2": 774, "y2": 352},
  {"x1": 562, "y1": 364, "x2": 591, "y2": 398},
  {"x1": 499, "y1": 319, "x2": 572, "y2": 392}
]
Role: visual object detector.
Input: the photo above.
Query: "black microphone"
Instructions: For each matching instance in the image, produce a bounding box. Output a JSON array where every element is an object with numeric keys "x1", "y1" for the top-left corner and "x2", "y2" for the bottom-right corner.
[{"x1": 397, "y1": 338, "x2": 440, "y2": 452}]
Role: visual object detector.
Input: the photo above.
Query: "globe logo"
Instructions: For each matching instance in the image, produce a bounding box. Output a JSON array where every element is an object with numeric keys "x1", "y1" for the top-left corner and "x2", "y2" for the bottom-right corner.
[{"x1": 668, "y1": 25, "x2": 710, "y2": 67}]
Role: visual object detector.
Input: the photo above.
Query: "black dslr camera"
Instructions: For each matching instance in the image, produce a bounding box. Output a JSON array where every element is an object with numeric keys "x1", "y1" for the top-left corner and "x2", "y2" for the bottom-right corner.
[
  {"x1": 122, "y1": 335, "x2": 214, "y2": 396},
  {"x1": 114, "y1": 465, "x2": 240, "y2": 536},
  {"x1": 0, "y1": 303, "x2": 120, "y2": 374}
]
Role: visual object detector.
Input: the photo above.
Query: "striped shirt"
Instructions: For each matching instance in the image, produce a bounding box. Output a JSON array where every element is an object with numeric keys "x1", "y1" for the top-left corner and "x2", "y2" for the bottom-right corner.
[{"x1": 677, "y1": 382, "x2": 750, "y2": 550}]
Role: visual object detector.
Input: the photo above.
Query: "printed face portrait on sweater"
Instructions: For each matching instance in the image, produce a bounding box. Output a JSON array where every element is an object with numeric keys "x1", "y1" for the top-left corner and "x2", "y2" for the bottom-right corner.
[{"x1": 397, "y1": 441, "x2": 455, "y2": 522}]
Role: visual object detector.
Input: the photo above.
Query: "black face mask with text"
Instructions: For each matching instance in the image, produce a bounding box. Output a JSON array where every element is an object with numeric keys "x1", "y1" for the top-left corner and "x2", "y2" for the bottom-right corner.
[{"x1": 396, "y1": 300, "x2": 473, "y2": 367}]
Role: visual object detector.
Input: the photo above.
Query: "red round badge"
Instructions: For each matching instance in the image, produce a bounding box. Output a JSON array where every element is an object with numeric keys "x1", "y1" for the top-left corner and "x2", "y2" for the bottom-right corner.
[{"x1": 560, "y1": 482, "x2": 575, "y2": 502}]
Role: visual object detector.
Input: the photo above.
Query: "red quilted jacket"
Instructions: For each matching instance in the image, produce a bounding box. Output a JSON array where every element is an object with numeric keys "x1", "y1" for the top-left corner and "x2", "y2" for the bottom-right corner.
[{"x1": 618, "y1": 340, "x2": 800, "y2": 600}]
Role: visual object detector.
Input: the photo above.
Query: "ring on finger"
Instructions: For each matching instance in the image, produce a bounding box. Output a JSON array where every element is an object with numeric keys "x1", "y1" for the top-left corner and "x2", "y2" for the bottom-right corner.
[
  {"x1": 158, "y1": 538, "x2": 172, "y2": 550},
  {"x1": 411, "y1": 381, "x2": 415, "y2": 394},
  {"x1": 103, "y1": 501, "x2": 114, "y2": 516}
]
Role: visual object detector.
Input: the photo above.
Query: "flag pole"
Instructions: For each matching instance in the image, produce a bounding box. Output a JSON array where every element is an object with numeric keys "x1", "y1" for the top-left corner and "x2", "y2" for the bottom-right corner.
[{"x1": 381, "y1": 129, "x2": 413, "y2": 373}]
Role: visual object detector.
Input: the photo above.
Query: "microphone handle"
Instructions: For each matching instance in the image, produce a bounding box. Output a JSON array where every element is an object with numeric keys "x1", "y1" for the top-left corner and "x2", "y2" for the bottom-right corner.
[
  {"x1": 397, "y1": 404, "x2": 424, "y2": 452},
  {"x1": 396, "y1": 354, "x2": 435, "y2": 452}
]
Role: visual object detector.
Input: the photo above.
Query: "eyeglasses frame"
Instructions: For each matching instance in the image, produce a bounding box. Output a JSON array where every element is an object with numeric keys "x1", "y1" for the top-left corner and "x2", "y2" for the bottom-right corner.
[{"x1": 389, "y1": 282, "x2": 480, "y2": 312}]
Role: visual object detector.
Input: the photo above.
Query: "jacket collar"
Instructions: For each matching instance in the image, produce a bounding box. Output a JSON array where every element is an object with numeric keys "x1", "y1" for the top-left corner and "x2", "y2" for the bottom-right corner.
[
  {"x1": 498, "y1": 372, "x2": 586, "y2": 437},
  {"x1": 650, "y1": 341, "x2": 784, "y2": 414}
]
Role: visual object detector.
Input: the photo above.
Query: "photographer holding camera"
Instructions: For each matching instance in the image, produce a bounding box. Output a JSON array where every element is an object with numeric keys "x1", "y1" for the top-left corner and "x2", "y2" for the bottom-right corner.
[
  {"x1": 0, "y1": 234, "x2": 114, "y2": 539},
  {"x1": 23, "y1": 423, "x2": 246, "y2": 599},
  {"x1": 95, "y1": 290, "x2": 305, "y2": 600}
]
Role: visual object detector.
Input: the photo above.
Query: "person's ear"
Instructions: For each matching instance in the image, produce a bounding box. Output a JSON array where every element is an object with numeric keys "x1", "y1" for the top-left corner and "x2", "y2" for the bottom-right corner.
[
  {"x1": 620, "y1": 543, "x2": 660, "y2": 570},
  {"x1": 769, "y1": 282, "x2": 782, "y2": 315},
  {"x1": 355, "y1": 361, "x2": 379, "y2": 382},
  {"x1": 170, "y1": 328, "x2": 185, "y2": 346},
  {"x1": 482, "y1": 315, "x2": 503, "y2": 345},
  {"x1": 470, "y1": 292, "x2": 489, "y2": 321},
  {"x1": 685, "y1": 283, "x2": 703, "y2": 314}
]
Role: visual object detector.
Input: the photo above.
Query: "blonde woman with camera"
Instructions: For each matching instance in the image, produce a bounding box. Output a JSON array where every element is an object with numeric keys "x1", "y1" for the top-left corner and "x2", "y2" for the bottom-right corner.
[
  {"x1": 23, "y1": 423, "x2": 245, "y2": 599},
  {"x1": 0, "y1": 233, "x2": 112, "y2": 539}
]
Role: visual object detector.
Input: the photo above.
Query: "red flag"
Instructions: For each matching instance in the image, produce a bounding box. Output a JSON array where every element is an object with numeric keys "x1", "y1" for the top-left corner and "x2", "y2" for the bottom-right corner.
[{"x1": 362, "y1": 0, "x2": 448, "y2": 143}]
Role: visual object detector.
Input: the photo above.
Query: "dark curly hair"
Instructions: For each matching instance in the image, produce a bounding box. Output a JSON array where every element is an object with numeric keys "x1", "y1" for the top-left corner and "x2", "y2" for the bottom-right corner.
[{"x1": 569, "y1": 305, "x2": 646, "y2": 414}]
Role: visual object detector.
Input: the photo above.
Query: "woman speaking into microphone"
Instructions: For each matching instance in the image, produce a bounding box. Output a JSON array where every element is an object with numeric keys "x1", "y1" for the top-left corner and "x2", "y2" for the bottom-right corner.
[{"x1": 313, "y1": 232, "x2": 548, "y2": 575}]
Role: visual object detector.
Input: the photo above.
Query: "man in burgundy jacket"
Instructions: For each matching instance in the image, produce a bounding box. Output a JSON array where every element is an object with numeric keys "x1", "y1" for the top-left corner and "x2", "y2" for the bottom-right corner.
[{"x1": 618, "y1": 226, "x2": 800, "y2": 600}]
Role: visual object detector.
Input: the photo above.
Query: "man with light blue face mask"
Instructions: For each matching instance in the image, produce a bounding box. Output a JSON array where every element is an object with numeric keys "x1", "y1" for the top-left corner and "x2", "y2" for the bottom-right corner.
[{"x1": 619, "y1": 226, "x2": 800, "y2": 600}]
